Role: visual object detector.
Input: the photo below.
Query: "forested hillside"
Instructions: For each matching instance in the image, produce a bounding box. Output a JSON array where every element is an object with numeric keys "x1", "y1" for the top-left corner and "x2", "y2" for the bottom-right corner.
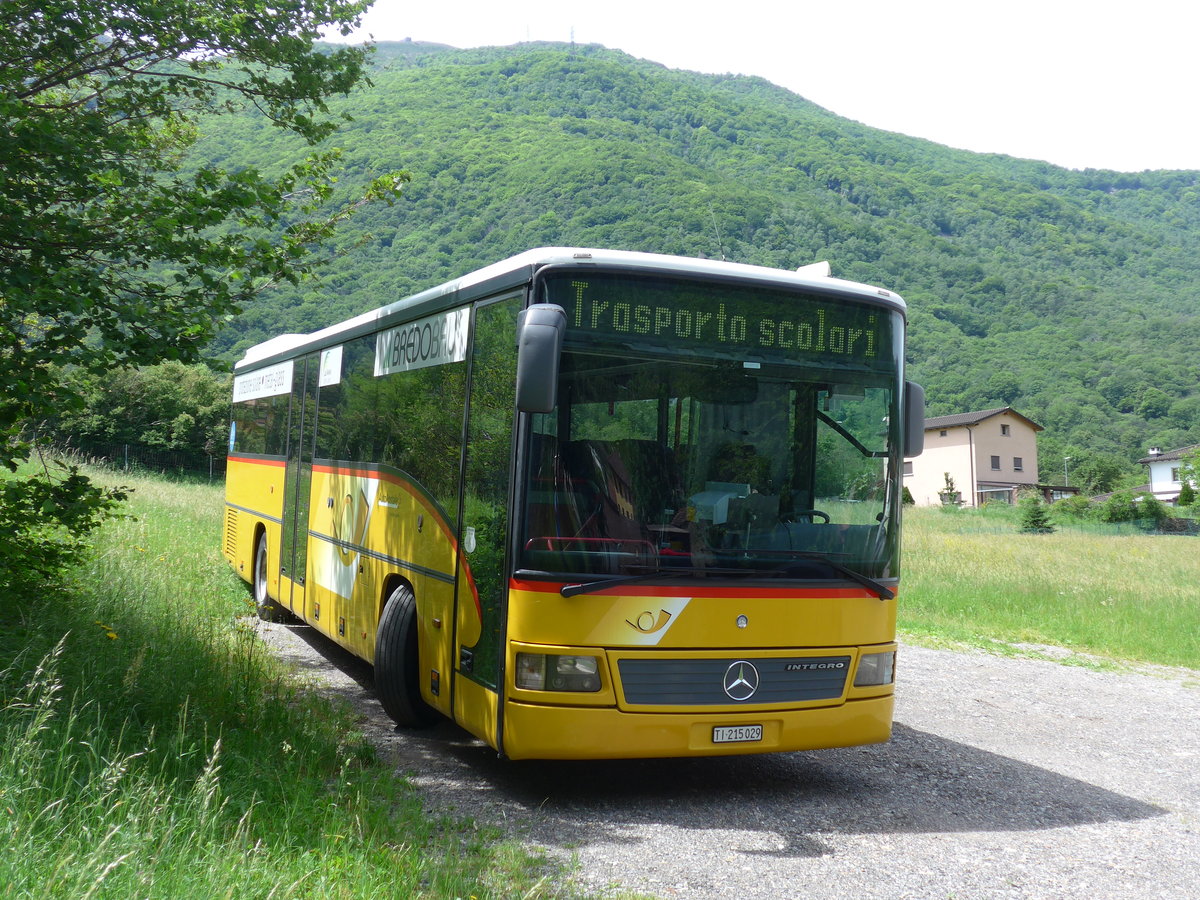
[{"x1": 196, "y1": 40, "x2": 1200, "y2": 490}]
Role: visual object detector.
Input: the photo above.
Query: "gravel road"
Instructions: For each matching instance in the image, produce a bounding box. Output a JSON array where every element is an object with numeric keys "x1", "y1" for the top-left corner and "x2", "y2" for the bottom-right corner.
[{"x1": 260, "y1": 621, "x2": 1199, "y2": 899}]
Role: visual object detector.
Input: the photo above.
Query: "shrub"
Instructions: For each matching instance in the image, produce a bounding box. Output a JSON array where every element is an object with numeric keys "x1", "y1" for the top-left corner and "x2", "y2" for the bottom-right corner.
[
  {"x1": 1136, "y1": 492, "x2": 1169, "y2": 525},
  {"x1": 1050, "y1": 493, "x2": 1093, "y2": 521},
  {"x1": 0, "y1": 458, "x2": 126, "y2": 596},
  {"x1": 1097, "y1": 490, "x2": 1137, "y2": 523}
]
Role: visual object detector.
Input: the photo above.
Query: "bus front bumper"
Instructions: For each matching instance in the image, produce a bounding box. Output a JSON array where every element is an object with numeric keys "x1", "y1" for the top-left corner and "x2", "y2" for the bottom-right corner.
[{"x1": 500, "y1": 695, "x2": 894, "y2": 760}]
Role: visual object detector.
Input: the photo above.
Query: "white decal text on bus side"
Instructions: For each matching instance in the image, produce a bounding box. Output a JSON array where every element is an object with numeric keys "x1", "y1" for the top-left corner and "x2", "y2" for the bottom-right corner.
[
  {"x1": 232, "y1": 360, "x2": 294, "y2": 402},
  {"x1": 374, "y1": 307, "x2": 470, "y2": 376}
]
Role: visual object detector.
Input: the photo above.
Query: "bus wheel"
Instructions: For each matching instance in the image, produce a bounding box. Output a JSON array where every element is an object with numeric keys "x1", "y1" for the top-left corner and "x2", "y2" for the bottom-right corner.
[
  {"x1": 253, "y1": 534, "x2": 282, "y2": 622},
  {"x1": 375, "y1": 584, "x2": 439, "y2": 727}
]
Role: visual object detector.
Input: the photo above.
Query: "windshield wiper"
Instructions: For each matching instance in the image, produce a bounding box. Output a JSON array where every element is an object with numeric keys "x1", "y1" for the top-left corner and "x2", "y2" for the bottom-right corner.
[
  {"x1": 769, "y1": 553, "x2": 894, "y2": 600},
  {"x1": 561, "y1": 569, "x2": 701, "y2": 598}
]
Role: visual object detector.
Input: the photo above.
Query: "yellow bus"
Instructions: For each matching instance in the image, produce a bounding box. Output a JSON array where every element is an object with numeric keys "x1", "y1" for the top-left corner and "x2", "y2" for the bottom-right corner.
[{"x1": 223, "y1": 248, "x2": 924, "y2": 759}]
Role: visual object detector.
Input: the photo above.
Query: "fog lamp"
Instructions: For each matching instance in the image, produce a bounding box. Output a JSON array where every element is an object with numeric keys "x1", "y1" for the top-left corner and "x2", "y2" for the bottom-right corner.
[
  {"x1": 854, "y1": 651, "x2": 896, "y2": 687},
  {"x1": 515, "y1": 653, "x2": 601, "y2": 692}
]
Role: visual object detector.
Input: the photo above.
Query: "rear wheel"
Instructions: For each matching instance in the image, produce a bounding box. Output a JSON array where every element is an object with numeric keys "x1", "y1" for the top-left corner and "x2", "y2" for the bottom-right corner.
[
  {"x1": 375, "y1": 583, "x2": 439, "y2": 727},
  {"x1": 253, "y1": 534, "x2": 283, "y2": 621}
]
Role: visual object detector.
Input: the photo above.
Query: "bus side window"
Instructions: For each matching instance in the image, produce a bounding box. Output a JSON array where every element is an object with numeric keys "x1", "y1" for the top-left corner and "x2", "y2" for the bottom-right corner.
[{"x1": 314, "y1": 336, "x2": 376, "y2": 463}]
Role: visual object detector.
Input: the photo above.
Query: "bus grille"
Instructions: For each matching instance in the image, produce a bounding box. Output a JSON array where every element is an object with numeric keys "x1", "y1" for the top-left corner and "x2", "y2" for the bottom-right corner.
[
  {"x1": 617, "y1": 656, "x2": 850, "y2": 706},
  {"x1": 224, "y1": 507, "x2": 237, "y2": 558}
]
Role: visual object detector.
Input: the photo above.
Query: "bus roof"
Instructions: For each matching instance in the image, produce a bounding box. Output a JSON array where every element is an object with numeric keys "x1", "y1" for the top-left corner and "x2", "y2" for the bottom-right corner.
[{"x1": 235, "y1": 247, "x2": 907, "y2": 371}]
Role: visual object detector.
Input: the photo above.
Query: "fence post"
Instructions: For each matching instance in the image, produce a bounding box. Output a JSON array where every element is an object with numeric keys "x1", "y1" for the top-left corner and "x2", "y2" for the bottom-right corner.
[{"x1": 123, "y1": 444, "x2": 129, "y2": 471}]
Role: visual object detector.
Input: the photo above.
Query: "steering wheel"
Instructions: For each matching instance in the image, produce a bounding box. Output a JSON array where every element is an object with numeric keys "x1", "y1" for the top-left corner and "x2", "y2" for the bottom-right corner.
[{"x1": 789, "y1": 509, "x2": 831, "y2": 524}]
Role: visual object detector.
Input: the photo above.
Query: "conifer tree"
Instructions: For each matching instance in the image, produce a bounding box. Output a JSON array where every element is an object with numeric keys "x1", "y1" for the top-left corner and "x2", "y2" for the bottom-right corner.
[
  {"x1": 1018, "y1": 492, "x2": 1055, "y2": 534},
  {"x1": 1178, "y1": 480, "x2": 1196, "y2": 508}
]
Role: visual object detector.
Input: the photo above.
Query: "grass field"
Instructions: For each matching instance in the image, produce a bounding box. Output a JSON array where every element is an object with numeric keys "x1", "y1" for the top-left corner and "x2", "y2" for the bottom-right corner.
[
  {"x1": 0, "y1": 471, "x2": 561, "y2": 899},
  {"x1": 900, "y1": 505, "x2": 1200, "y2": 669}
]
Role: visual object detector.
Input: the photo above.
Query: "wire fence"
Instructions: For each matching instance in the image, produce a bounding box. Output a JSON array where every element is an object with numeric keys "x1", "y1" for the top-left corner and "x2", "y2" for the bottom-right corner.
[
  {"x1": 909, "y1": 507, "x2": 1199, "y2": 537},
  {"x1": 63, "y1": 442, "x2": 227, "y2": 482}
]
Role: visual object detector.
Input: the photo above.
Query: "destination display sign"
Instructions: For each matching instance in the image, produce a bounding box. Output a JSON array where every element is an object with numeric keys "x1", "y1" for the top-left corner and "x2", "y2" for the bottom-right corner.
[{"x1": 546, "y1": 273, "x2": 897, "y2": 370}]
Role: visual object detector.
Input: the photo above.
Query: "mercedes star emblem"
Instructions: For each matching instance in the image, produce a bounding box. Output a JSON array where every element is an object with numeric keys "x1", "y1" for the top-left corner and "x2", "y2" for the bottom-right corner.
[{"x1": 723, "y1": 660, "x2": 760, "y2": 701}]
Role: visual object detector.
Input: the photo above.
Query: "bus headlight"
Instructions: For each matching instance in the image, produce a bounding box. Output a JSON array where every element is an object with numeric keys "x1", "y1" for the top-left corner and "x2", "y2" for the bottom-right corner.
[
  {"x1": 515, "y1": 653, "x2": 602, "y2": 692},
  {"x1": 854, "y1": 651, "x2": 895, "y2": 687}
]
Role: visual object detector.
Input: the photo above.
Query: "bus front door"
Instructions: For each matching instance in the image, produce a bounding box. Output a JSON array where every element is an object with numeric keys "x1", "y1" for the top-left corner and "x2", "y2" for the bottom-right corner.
[
  {"x1": 280, "y1": 353, "x2": 319, "y2": 617},
  {"x1": 454, "y1": 296, "x2": 520, "y2": 744}
]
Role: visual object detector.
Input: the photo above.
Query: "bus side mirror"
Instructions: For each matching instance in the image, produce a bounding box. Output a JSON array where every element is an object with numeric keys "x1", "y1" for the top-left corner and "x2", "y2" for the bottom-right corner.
[
  {"x1": 904, "y1": 381, "x2": 925, "y2": 457},
  {"x1": 515, "y1": 303, "x2": 566, "y2": 413}
]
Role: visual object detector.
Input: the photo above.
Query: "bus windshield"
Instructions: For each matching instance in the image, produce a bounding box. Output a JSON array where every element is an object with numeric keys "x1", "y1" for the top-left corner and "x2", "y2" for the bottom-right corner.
[{"x1": 518, "y1": 271, "x2": 905, "y2": 583}]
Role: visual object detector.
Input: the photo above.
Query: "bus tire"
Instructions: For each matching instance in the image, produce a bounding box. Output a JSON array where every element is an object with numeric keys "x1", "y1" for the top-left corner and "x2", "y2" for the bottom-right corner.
[
  {"x1": 375, "y1": 583, "x2": 439, "y2": 727},
  {"x1": 253, "y1": 533, "x2": 283, "y2": 622}
]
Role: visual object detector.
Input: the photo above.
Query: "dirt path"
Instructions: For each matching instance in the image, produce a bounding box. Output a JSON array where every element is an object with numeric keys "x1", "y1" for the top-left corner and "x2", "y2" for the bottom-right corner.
[{"x1": 260, "y1": 620, "x2": 1200, "y2": 899}]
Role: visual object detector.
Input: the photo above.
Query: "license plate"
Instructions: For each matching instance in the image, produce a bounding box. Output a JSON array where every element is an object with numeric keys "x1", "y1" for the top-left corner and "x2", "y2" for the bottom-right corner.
[{"x1": 713, "y1": 725, "x2": 763, "y2": 744}]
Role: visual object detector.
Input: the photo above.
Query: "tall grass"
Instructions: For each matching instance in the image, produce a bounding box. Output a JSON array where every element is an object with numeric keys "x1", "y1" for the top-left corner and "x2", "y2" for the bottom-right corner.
[
  {"x1": 900, "y1": 505, "x2": 1200, "y2": 668},
  {"x1": 0, "y1": 472, "x2": 560, "y2": 898}
]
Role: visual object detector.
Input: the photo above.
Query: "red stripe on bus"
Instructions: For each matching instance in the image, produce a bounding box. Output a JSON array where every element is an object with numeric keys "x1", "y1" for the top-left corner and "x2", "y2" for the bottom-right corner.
[
  {"x1": 509, "y1": 579, "x2": 885, "y2": 600},
  {"x1": 227, "y1": 455, "x2": 287, "y2": 467}
]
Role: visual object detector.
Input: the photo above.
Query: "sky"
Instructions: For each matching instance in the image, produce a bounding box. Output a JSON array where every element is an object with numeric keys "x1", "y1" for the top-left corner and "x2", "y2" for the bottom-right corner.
[{"x1": 326, "y1": 0, "x2": 1200, "y2": 173}]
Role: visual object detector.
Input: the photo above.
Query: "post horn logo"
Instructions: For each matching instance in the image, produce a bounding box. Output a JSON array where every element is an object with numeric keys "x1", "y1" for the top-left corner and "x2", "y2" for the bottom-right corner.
[
  {"x1": 627, "y1": 609, "x2": 673, "y2": 634},
  {"x1": 723, "y1": 660, "x2": 760, "y2": 701}
]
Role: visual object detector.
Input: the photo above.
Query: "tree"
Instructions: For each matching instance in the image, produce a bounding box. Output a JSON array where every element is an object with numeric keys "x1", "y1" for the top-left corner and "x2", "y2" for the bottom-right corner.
[
  {"x1": 1136, "y1": 387, "x2": 1172, "y2": 420},
  {"x1": 36, "y1": 362, "x2": 232, "y2": 458},
  {"x1": 0, "y1": 1, "x2": 406, "y2": 592},
  {"x1": 1178, "y1": 447, "x2": 1200, "y2": 501},
  {"x1": 983, "y1": 371, "x2": 1021, "y2": 405},
  {"x1": 1018, "y1": 492, "x2": 1054, "y2": 534},
  {"x1": 1064, "y1": 451, "x2": 1130, "y2": 495},
  {"x1": 1177, "y1": 480, "x2": 1196, "y2": 508}
]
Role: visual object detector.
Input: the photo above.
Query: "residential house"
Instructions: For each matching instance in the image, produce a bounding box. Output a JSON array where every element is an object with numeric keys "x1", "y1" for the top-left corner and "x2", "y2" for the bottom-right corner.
[
  {"x1": 905, "y1": 407, "x2": 1046, "y2": 507},
  {"x1": 1136, "y1": 444, "x2": 1199, "y2": 504}
]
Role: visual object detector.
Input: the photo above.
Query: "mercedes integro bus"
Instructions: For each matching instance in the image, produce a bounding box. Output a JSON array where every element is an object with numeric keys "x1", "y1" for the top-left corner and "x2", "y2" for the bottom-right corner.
[{"x1": 223, "y1": 248, "x2": 925, "y2": 759}]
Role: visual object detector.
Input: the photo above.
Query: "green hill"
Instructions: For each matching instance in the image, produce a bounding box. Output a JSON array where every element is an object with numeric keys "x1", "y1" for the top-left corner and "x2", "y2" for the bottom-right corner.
[{"x1": 196, "y1": 40, "x2": 1200, "y2": 490}]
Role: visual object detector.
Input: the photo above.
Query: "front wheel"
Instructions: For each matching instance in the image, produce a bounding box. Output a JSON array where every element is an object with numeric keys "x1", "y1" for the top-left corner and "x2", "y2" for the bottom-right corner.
[{"x1": 375, "y1": 583, "x2": 439, "y2": 727}]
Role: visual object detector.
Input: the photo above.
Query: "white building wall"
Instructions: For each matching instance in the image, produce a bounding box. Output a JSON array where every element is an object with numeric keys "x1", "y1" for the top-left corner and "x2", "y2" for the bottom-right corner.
[
  {"x1": 906, "y1": 431, "x2": 975, "y2": 506},
  {"x1": 1146, "y1": 459, "x2": 1183, "y2": 501}
]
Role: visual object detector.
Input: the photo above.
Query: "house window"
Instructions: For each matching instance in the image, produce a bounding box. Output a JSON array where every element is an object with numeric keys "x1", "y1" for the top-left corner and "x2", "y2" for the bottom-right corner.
[
  {"x1": 903, "y1": 461, "x2": 913, "y2": 476},
  {"x1": 990, "y1": 455, "x2": 1001, "y2": 470},
  {"x1": 939, "y1": 430, "x2": 948, "y2": 437},
  {"x1": 1013, "y1": 457, "x2": 1023, "y2": 471},
  {"x1": 1001, "y1": 424, "x2": 1010, "y2": 436},
  {"x1": 1172, "y1": 467, "x2": 1181, "y2": 483}
]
